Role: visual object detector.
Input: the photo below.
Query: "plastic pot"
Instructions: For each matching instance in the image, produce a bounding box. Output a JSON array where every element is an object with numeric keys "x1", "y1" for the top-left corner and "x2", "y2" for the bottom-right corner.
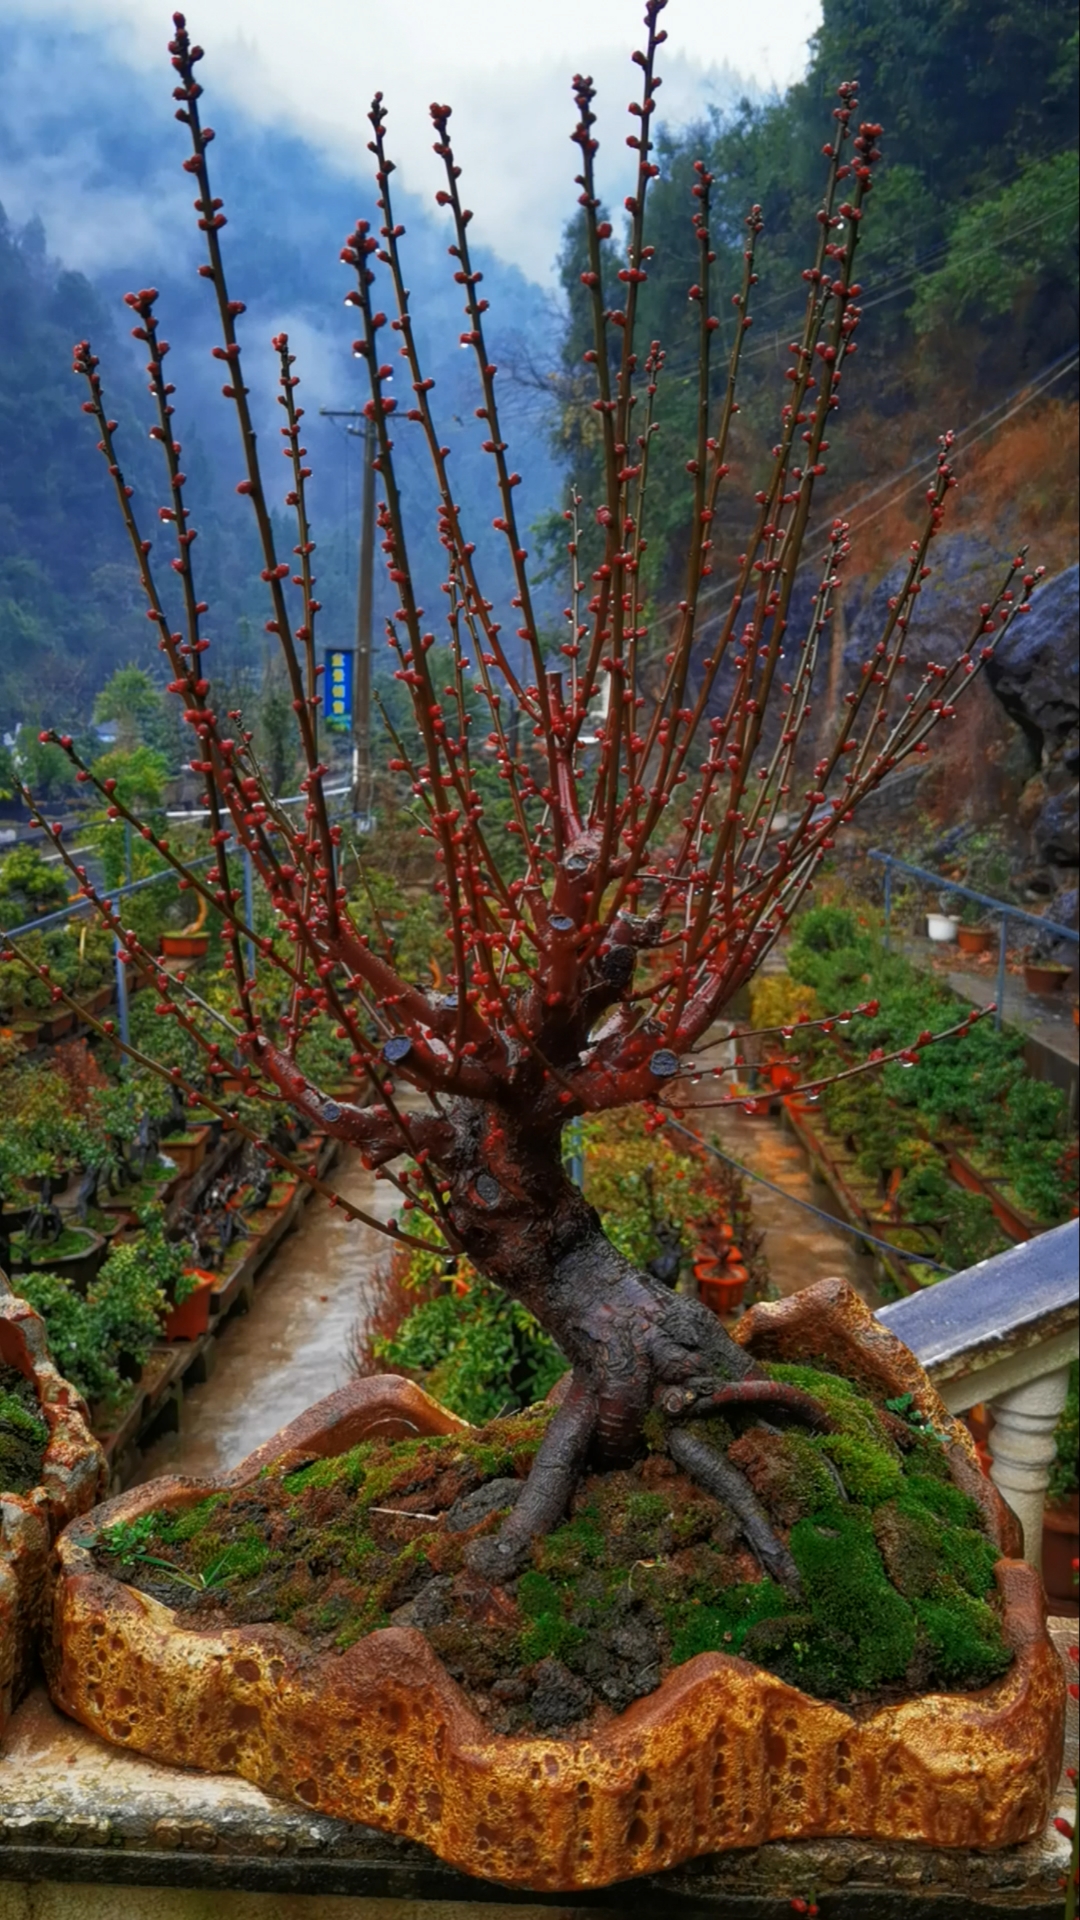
[
  {"x1": 1041, "y1": 1492, "x2": 1079, "y2": 1605},
  {"x1": 956, "y1": 926, "x2": 994, "y2": 955},
  {"x1": 926, "y1": 913, "x2": 958, "y2": 944},
  {"x1": 697, "y1": 1262, "x2": 748, "y2": 1314},
  {"x1": 767, "y1": 1059, "x2": 799, "y2": 1092},
  {"x1": 158, "y1": 1126, "x2": 211, "y2": 1179},
  {"x1": 164, "y1": 1268, "x2": 217, "y2": 1342},
  {"x1": 159, "y1": 932, "x2": 211, "y2": 960}
]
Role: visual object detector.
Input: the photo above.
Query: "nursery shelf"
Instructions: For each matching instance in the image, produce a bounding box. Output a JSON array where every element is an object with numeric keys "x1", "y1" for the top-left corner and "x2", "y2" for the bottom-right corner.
[
  {"x1": 93, "y1": 1134, "x2": 339, "y2": 1490},
  {"x1": 781, "y1": 1096, "x2": 925, "y2": 1298}
]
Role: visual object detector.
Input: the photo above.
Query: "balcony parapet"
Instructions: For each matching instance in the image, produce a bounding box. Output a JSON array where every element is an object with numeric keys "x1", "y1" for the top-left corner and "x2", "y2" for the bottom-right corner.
[{"x1": 877, "y1": 1220, "x2": 1078, "y2": 1563}]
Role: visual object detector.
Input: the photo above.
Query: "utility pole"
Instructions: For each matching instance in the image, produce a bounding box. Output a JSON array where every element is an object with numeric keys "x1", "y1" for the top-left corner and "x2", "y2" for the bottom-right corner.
[
  {"x1": 319, "y1": 407, "x2": 376, "y2": 828},
  {"x1": 356, "y1": 413, "x2": 375, "y2": 826}
]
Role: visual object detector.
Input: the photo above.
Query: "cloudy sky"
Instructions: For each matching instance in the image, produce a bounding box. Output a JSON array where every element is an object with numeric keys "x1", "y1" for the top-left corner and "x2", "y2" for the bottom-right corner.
[{"x1": 9, "y1": 0, "x2": 822, "y2": 281}]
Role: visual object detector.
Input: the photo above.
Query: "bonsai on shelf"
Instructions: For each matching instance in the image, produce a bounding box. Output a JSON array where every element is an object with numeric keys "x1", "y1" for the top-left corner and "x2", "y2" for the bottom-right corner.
[{"x1": 3, "y1": 0, "x2": 1063, "y2": 1880}]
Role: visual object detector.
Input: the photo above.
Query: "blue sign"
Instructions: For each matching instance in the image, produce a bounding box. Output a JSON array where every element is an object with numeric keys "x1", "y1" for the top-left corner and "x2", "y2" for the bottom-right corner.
[{"x1": 325, "y1": 647, "x2": 353, "y2": 731}]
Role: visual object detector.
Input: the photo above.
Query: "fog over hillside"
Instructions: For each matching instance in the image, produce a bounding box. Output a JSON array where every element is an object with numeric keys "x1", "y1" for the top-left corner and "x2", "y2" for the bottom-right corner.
[{"x1": 0, "y1": 19, "x2": 577, "y2": 717}]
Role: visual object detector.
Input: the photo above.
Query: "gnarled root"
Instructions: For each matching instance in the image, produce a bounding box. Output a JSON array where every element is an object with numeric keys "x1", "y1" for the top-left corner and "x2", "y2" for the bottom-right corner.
[
  {"x1": 659, "y1": 1377, "x2": 835, "y2": 1432},
  {"x1": 464, "y1": 1377, "x2": 597, "y2": 1581},
  {"x1": 667, "y1": 1425, "x2": 802, "y2": 1595},
  {"x1": 465, "y1": 1360, "x2": 827, "y2": 1593}
]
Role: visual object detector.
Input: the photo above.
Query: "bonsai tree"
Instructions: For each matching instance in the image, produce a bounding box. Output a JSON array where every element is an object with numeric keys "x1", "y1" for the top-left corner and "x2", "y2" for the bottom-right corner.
[{"x1": 7, "y1": 6, "x2": 1037, "y2": 1590}]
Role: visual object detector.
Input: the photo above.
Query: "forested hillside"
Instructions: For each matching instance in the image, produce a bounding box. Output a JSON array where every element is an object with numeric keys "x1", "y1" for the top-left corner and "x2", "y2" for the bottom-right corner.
[
  {"x1": 0, "y1": 0, "x2": 1075, "y2": 772},
  {"x1": 0, "y1": 18, "x2": 563, "y2": 733},
  {"x1": 543, "y1": 0, "x2": 1078, "y2": 602}
]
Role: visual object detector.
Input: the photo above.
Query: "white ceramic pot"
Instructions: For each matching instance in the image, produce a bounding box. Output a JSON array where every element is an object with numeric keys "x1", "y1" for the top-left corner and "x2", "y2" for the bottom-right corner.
[{"x1": 926, "y1": 913, "x2": 959, "y2": 943}]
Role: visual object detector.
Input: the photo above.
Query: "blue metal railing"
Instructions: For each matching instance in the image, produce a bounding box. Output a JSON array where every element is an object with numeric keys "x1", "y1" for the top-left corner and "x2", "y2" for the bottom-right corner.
[{"x1": 869, "y1": 850, "x2": 1078, "y2": 1030}]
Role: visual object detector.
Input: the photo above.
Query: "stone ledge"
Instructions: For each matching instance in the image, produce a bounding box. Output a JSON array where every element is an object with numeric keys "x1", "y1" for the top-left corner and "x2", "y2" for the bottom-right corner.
[{"x1": 0, "y1": 1616, "x2": 1074, "y2": 1919}]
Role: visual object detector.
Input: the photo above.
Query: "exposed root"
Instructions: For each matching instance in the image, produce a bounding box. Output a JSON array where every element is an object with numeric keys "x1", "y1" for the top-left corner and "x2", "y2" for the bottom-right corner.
[
  {"x1": 464, "y1": 1377, "x2": 597, "y2": 1581},
  {"x1": 667, "y1": 1426, "x2": 803, "y2": 1596},
  {"x1": 658, "y1": 1378, "x2": 835, "y2": 1432}
]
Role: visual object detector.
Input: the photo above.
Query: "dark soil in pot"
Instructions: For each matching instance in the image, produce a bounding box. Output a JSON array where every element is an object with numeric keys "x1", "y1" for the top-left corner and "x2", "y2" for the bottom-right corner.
[
  {"x1": 0, "y1": 1362, "x2": 50, "y2": 1495},
  {"x1": 91, "y1": 1361, "x2": 1013, "y2": 1739}
]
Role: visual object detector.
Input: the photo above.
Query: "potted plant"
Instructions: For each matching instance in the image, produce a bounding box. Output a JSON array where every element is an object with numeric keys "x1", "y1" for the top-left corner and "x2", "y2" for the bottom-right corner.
[
  {"x1": 1022, "y1": 953, "x2": 1074, "y2": 995},
  {"x1": 693, "y1": 1248, "x2": 749, "y2": 1314},
  {"x1": 163, "y1": 1266, "x2": 216, "y2": 1341},
  {"x1": 956, "y1": 902, "x2": 996, "y2": 956},
  {"x1": 13, "y1": 8, "x2": 1065, "y2": 1882},
  {"x1": 48, "y1": 1286, "x2": 1063, "y2": 1886},
  {"x1": 159, "y1": 928, "x2": 211, "y2": 961},
  {"x1": 926, "y1": 898, "x2": 959, "y2": 943},
  {"x1": 158, "y1": 1124, "x2": 211, "y2": 1179}
]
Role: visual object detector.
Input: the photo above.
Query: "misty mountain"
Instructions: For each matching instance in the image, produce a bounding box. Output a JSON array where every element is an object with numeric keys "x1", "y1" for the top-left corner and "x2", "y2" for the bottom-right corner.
[{"x1": 0, "y1": 17, "x2": 568, "y2": 728}]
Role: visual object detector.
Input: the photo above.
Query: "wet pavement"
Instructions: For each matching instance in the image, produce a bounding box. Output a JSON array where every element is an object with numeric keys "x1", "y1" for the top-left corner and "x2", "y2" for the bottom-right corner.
[
  {"x1": 135, "y1": 1157, "x2": 399, "y2": 1486},
  {"x1": 136, "y1": 1099, "x2": 877, "y2": 1486}
]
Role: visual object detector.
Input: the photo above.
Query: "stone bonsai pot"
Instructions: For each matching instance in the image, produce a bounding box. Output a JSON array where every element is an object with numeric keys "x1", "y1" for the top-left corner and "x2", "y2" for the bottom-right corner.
[
  {"x1": 45, "y1": 1283, "x2": 1063, "y2": 1891},
  {"x1": 0, "y1": 1274, "x2": 106, "y2": 1731}
]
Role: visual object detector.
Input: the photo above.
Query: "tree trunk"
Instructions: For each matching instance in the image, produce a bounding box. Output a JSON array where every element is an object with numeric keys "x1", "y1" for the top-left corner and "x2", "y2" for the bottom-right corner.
[{"x1": 436, "y1": 1101, "x2": 791, "y2": 1580}]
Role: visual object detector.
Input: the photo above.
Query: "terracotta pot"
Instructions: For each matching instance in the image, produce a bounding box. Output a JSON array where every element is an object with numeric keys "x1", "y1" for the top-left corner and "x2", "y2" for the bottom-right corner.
[
  {"x1": 38, "y1": 1008, "x2": 75, "y2": 1043},
  {"x1": 163, "y1": 1269, "x2": 217, "y2": 1342},
  {"x1": 159, "y1": 932, "x2": 210, "y2": 960},
  {"x1": 0, "y1": 1276, "x2": 105, "y2": 1732},
  {"x1": 1041, "y1": 1492, "x2": 1079, "y2": 1606},
  {"x1": 956, "y1": 926, "x2": 994, "y2": 955},
  {"x1": 698, "y1": 1270, "x2": 748, "y2": 1315},
  {"x1": 45, "y1": 1284, "x2": 1064, "y2": 1888},
  {"x1": 1023, "y1": 961, "x2": 1073, "y2": 995},
  {"x1": 767, "y1": 1059, "x2": 799, "y2": 1092},
  {"x1": 159, "y1": 1126, "x2": 210, "y2": 1179}
]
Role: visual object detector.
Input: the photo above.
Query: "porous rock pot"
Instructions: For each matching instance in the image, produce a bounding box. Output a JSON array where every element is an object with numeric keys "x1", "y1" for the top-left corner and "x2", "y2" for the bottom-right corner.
[
  {"x1": 45, "y1": 1283, "x2": 1064, "y2": 1891},
  {"x1": 0, "y1": 1274, "x2": 106, "y2": 1731}
]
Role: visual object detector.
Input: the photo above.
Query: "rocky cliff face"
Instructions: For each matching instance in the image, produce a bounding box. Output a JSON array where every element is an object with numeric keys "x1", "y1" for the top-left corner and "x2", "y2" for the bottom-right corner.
[
  {"x1": 987, "y1": 565, "x2": 1079, "y2": 925},
  {"x1": 839, "y1": 539, "x2": 1078, "y2": 928}
]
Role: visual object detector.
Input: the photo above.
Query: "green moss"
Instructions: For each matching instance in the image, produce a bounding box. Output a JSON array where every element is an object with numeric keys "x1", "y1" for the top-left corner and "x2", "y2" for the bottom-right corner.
[
  {"x1": 875, "y1": 1495, "x2": 999, "y2": 1602},
  {"x1": 518, "y1": 1570, "x2": 562, "y2": 1616},
  {"x1": 766, "y1": 1362, "x2": 893, "y2": 1442},
  {"x1": 914, "y1": 1590, "x2": 1012, "y2": 1684},
  {"x1": 787, "y1": 1510, "x2": 917, "y2": 1693},
  {"x1": 519, "y1": 1608, "x2": 586, "y2": 1664},
  {"x1": 536, "y1": 1503, "x2": 606, "y2": 1577},
  {"x1": 204, "y1": 1529, "x2": 269, "y2": 1585},
  {"x1": 158, "y1": 1495, "x2": 223, "y2": 1545},
  {"x1": 0, "y1": 1367, "x2": 49, "y2": 1495},
  {"x1": 901, "y1": 1471, "x2": 981, "y2": 1529},
  {"x1": 624, "y1": 1490, "x2": 670, "y2": 1529},
  {"x1": 816, "y1": 1432, "x2": 904, "y2": 1506},
  {"x1": 669, "y1": 1579, "x2": 790, "y2": 1665}
]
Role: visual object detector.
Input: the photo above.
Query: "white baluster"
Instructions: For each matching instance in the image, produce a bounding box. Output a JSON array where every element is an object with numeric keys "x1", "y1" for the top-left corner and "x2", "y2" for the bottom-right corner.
[{"x1": 987, "y1": 1365, "x2": 1073, "y2": 1568}]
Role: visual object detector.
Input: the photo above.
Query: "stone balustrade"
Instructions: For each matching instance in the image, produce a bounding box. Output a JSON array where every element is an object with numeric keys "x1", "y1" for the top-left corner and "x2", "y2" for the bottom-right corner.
[{"x1": 877, "y1": 1218, "x2": 1078, "y2": 1564}]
